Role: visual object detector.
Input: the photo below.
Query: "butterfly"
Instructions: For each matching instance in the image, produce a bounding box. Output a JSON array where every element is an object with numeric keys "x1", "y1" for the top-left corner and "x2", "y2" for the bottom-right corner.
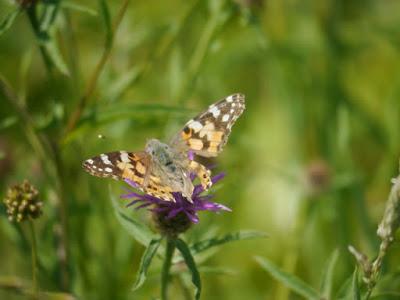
[{"x1": 82, "y1": 93, "x2": 245, "y2": 202}]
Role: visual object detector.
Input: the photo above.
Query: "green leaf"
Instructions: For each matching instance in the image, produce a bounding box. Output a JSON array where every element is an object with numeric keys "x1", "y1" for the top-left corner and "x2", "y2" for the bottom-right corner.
[
  {"x1": 41, "y1": 291, "x2": 76, "y2": 300},
  {"x1": 98, "y1": 0, "x2": 112, "y2": 47},
  {"x1": 320, "y1": 249, "x2": 340, "y2": 299},
  {"x1": 109, "y1": 187, "x2": 158, "y2": 246},
  {"x1": 190, "y1": 230, "x2": 267, "y2": 255},
  {"x1": 0, "y1": 8, "x2": 20, "y2": 36},
  {"x1": 197, "y1": 266, "x2": 237, "y2": 276},
  {"x1": 132, "y1": 238, "x2": 162, "y2": 291},
  {"x1": 44, "y1": 38, "x2": 70, "y2": 75},
  {"x1": 103, "y1": 66, "x2": 143, "y2": 102},
  {"x1": 255, "y1": 256, "x2": 321, "y2": 300},
  {"x1": 83, "y1": 103, "x2": 191, "y2": 125},
  {"x1": 0, "y1": 116, "x2": 17, "y2": 130},
  {"x1": 39, "y1": 1, "x2": 60, "y2": 32},
  {"x1": 351, "y1": 268, "x2": 361, "y2": 300},
  {"x1": 176, "y1": 239, "x2": 201, "y2": 300},
  {"x1": 61, "y1": 1, "x2": 98, "y2": 16}
]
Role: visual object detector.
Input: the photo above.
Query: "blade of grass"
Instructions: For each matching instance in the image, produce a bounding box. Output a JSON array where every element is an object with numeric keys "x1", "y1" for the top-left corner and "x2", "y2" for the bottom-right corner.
[
  {"x1": 255, "y1": 256, "x2": 321, "y2": 300},
  {"x1": 320, "y1": 249, "x2": 340, "y2": 299},
  {"x1": 190, "y1": 230, "x2": 267, "y2": 255},
  {"x1": 0, "y1": 7, "x2": 21, "y2": 36}
]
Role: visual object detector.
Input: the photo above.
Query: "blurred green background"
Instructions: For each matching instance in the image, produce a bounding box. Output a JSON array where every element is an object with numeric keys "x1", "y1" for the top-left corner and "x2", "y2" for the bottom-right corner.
[{"x1": 1, "y1": 0, "x2": 400, "y2": 299}]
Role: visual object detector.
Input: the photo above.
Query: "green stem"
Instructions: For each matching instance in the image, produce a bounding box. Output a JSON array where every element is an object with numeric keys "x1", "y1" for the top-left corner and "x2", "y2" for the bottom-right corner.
[
  {"x1": 0, "y1": 75, "x2": 70, "y2": 290},
  {"x1": 25, "y1": 5, "x2": 53, "y2": 75},
  {"x1": 29, "y1": 220, "x2": 39, "y2": 299},
  {"x1": 161, "y1": 238, "x2": 176, "y2": 300},
  {"x1": 62, "y1": 0, "x2": 131, "y2": 140}
]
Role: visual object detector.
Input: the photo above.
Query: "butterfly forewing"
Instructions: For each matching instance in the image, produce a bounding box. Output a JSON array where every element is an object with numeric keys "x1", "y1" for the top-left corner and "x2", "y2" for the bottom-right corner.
[
  {"x1": 171, "y1": 93, "x2": 245, "y2": 157},
  {"x1": 82, "y1": 151, "x2": 176, "y2": 201},
  {"x1": 83, "y1": 151, "x2": 150, "y2": 185}
]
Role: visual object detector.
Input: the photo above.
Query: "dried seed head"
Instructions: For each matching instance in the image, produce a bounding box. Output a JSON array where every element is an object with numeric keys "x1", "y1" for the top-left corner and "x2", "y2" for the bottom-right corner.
[
  {"x1": 3, "y1": 180, "x2": 43, "y2": 222},
  {"x1": 377, "y1": 176, "x2": 400, "y2": 242}
]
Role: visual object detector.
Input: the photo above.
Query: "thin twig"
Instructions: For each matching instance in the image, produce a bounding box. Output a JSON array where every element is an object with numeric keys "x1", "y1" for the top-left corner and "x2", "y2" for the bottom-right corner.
[
  {"x1": 29, "y1": 220, "x2": 39, "y2": 299},
  {"x1": 63, "y1": 0, "x2": 131, "y2": 140},
  {"x1": 25, "y1": 5, "x2": 54, "y2": 75}
]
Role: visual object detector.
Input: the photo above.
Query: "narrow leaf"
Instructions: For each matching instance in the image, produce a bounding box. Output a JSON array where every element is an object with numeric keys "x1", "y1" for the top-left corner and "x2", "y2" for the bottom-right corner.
[
  {"x1": 39, "y1": 2, "x2": 60, "y2": 31},
  {"x1": 320, "y1": 249, "x2": 340, "y2": 299},
  {"x1": 61, "y1": 1, "x2": 98, "y2": 16},
  {"x1": 176, "y1": 239, "x2": 201, "y2": 300},
  {"x1": 0, "y1": 8, "x2": 20, "y2": 36},
  {"x1": 190, "y1": 230, "x2": 267, "y2": 255},
  {"x1": 132, "y1": 238, "x2": 162, "y2": 291},
  {"x1": 351, "y1": 268, "x2": 361, "y2": 300},
  {"x1": 255, "y1": 256, "x2": 321, "y2": 300},
  {"x1": 109, "y1": 187, "x2": 158, "y2": 246},
  {"x1": 0, "y1": 116, "x2": 17, "y2": 130},
  {"x1": 98, "y1": 0, "x2": 112, "y2": 47},
  {"x1": 44, "y1": 40, "x2": 70, "y2": 75}
]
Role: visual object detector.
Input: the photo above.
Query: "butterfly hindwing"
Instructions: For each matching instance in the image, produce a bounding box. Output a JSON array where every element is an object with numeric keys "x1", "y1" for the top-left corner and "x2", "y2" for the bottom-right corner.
[{"x1": 172, "y1": 93, "x2": 245, "y2": 157}]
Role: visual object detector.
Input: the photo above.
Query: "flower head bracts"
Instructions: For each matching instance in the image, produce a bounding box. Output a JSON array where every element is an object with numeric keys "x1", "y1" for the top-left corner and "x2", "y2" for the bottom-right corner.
[{"x1": 122, "y1": 173, "x2": 230, "y2": 225}]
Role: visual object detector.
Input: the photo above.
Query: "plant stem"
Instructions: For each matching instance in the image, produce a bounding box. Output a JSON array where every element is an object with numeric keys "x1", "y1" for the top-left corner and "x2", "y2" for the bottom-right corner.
[
  {"x1": 29, "y1": 220, "x2": 39, "y2": 299},
  {"x1": 0, "y1": 75, "x2": 70, "y2": 290},
  {"x1": 161, "y1": 237, "x2": 176, "y2": 300},
  {"x1": 63, "y1": 0, "x2": 131, "y2": 140},
  {"x1": 25, "y1": 5, "x2": 54, "y2": 75}
]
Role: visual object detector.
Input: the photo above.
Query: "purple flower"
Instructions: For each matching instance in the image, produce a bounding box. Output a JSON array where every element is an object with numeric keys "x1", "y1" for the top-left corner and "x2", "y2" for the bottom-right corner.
[{"x1": 121, "y1": 173, "x2": 231, "y2": 228}]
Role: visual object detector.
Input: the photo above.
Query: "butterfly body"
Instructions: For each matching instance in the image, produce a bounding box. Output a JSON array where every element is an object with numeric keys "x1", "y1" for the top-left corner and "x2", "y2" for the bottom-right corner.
[
  {"x1": 83, "y1": 93, "x2": 245, "y2": 202},
  {"x1": 145, "y1": 139, "x2": 194, "y2": 201}
]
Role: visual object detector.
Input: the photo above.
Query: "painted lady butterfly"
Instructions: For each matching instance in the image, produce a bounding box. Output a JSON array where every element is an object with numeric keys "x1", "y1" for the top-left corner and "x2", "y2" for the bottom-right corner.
[{"x1": 82, "y1": 93, "x2": 245, "y2": 202}]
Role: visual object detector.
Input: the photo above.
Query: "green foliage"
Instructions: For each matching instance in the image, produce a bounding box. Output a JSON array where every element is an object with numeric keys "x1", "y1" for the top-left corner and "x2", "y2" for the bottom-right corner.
[
  {"x1": 255, "y1": 256, "x2": 321, "y2": 300},
  {"x1": 176, "y1": 238, "x2": 202, "y2": 300},
  {"x1": 1, "y1": 0, "x2": 400, "y2": 299},
  {"x1": 132, "y1": 238, "x2": 162, "y2": 291}
]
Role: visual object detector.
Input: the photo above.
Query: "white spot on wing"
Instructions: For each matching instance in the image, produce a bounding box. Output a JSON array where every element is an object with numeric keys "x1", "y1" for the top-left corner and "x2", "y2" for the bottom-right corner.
[
  {"x1": 222, "y1": 114, "x2": 230, "y2": 122},
  {"x1": 105, "y1": 167, "x2": 113, "y2": 173},
  {"x1": 189, "y1": 121, "x2": 203, "y2": 132},
  {"x1": 209, "y1": 106, "x2": 220, "y2": 117},
  {"x1": 120, "y1": 151, "x2": 130, "y2": 163},
  {"x1": 226, "y1": 95, "x2": 233, "y2": 102},
  {"x1": 86, "y1": 159, "x2": 94, "y2": 164},
  {"x1": 101, "y1": 154, "x2": 112, "y2": 165}
]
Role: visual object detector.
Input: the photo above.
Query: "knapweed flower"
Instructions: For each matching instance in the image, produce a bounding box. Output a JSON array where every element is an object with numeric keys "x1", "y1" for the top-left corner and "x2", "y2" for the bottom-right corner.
[
  {"x1": 121, "y1": 173, "x2": 231, "y2": 237},
  {"x1": 3, "y1": 180, "x2": 43, "y2": 222}
]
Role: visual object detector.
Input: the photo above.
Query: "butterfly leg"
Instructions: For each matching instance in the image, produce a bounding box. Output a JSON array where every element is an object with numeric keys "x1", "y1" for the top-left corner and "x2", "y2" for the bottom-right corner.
[{"x1": 189, "y1": 161, "x2": 212, "y2": 190}]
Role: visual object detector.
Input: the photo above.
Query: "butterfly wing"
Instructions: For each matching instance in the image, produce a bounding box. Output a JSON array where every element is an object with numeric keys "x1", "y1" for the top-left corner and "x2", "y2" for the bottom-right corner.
[
  {"x1": 171, "y1": 93, "x2": 245, "y2": 157},
  {"x1": 82, "y1": 150, "x2": 175, "y2": 201}
]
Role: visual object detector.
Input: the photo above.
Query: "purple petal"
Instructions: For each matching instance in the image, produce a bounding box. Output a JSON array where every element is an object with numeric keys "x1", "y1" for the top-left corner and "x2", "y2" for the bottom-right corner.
[
  {"x1": 188, "y1": 150, "x2": 195, "y2": 161},
  {"x1": 124, "y1": 178, "x2": 139, "y2": 188},
  {"x1": 134, "y1": 202, "x2": 153, "y2": 210},
  {"x1": 184, "y1": 210, "x2": 199, "y2": 223},
  {"x1": 126, "y1": 199, "x2": 143, "y2": 207},
  {"x1": 121, "y1": 192, "x2": 144, "y2": 199},
  {"x1": 167, "y1": 207, "x2": 183, "y2": 219},
  {"x1": 211, "y1": 173, "x2": 225, "y2": 184}
]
